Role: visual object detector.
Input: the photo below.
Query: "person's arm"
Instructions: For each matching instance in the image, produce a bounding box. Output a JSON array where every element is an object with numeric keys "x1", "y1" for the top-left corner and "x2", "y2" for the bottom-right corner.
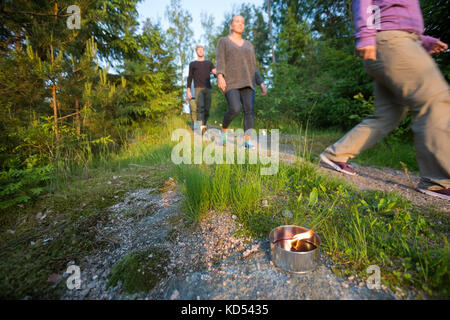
[
  {"x1": 421, "y1": 35, "x2": 438, "y2": 52},
  {"x1": 210, "y1": 61, "x2": 217, "y2": 78},
  {"x1": 216, "y1": 38, "x2": 227, "y2": 92},
  {"x1": 187, "y1": 62, "x2": 193, "y2": 99},
  {"x1": 250, "y1": 45, "x2": 267, "y2": 96},
  {"x1": 421, "y1": 35, "x2": 448, "y2": 55},
  {"x1": 255, "y1": 71, "x2": 267, "y2": 96},
  {"x1": 353, "y1": 0, "x2": 377, "y2": 60},
  {"x1": 255, "y1": 70, "x2": 263, "y2": 86}
]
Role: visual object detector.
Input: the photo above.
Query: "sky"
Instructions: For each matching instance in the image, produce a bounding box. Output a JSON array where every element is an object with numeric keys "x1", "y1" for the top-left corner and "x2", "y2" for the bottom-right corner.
[{"x1": 137, "y1": 0, "x2": 266, "y2": 43}]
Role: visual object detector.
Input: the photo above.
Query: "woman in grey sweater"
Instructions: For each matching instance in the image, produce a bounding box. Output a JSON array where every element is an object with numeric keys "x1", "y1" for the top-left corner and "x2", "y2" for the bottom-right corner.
[{"x1": 216, "y1": 15, "x2": 267, "y2": 149}]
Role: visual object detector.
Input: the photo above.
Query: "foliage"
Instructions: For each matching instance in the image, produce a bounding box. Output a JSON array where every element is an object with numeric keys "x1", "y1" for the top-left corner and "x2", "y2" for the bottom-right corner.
[
  {"x1": 0, "y1": 166, "x2": 52, "y2": 209},
  {"x1": 165, "y1": 0, "x2": 194, "y2": 99},
  {"x1": 420, "y1": 0, "x2": 450, "y2": 79},
  {"x1": 0, "y1": 0, "x2": 181, "y2": 207},
  {"x1": 254, "y1": 0, "x2": 449, "y2": 135}
]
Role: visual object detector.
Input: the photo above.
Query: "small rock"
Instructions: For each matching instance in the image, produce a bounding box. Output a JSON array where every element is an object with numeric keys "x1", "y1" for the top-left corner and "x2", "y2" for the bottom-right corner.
[
  {"x1": 43, "y1": 237, "x2": 53, "y2": 244},
  {"x1": 6, "y1": 230, "x2": 15, "y2": 235},
  {"x1": 348, "y1": 275, "x2": 355, "y2": 281},
  {"x1": 47, "y1": 273, "x2": 62, "y2": 284},
  {"x1": 36, "y1": 212, "x2": 47, "y2": 220},
  {"x1": 170, "y1": 290, "x2": 180, "y2": 300},
  {"x1": 359, "y1": 282, "x2": 365, "y2": 288},
  {"x1": 30, "y1": 241, "x2": 36, "y2": 246},
  {"x1": 80, "y1": 288, "x2": 91, "y2": 299},
  {"x1": 342, "y1": 282, "x2": 349, "y2": 289},
  {"x1": 200, "y1": 274, "x2": 210, "y2": 281},
  {"x1": 242, "y1": 250, "x2": 251, "y2": 258},
  {"x1": 282, "y1": 209, "x2": 293, "y2": 219},
  {"x1": 395, "y1": 287, "x2": 404, "y2": 296}
]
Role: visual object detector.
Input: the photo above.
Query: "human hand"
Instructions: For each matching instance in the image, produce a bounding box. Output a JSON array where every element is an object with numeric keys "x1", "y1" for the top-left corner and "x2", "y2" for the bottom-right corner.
[
  {"x1": 187, "y1": 88, "x2": 192, "y2": 100},
  {"x1": 356, "y1": 45, "x2": 377, "y2": 61},
  {"x1": 429, "y1": 40, "x2": 448, "y2": 55},
  {"x1": 218, "y1": 74, "x2": 226, "y2": 92},
  {"x1": 260, "y1": 83, "x2": 267, "y2": 96}
]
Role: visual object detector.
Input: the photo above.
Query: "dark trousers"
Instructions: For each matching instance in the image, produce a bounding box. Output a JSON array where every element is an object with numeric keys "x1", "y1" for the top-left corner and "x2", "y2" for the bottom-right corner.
[
  {"x1": 196, "y1": 87, "x2": 211, "y2": 125},
  {"x1": 222, "y1": 87, "x2": 255, "y2": 133}
]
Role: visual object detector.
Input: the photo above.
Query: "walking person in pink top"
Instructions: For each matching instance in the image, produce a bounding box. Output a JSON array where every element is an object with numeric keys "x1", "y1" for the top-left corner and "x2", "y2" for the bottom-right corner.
[{"x1": 320, "y1": 0, "x2": 450, "y2": 200}]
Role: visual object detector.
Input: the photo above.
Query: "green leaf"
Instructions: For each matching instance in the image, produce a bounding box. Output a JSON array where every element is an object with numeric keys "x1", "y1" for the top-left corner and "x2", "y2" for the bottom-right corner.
[{"x1": 308, "y1": 187, "x2": 318, "y2": 206}]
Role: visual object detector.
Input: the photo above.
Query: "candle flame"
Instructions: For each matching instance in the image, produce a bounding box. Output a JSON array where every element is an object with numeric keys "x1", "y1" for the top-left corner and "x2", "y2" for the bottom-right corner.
[{"x1": 287, "y1": 229, "x2": 314, "y2": 251}]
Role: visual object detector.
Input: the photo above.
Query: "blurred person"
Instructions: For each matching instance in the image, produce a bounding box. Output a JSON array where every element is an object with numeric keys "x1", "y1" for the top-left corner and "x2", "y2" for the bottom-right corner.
[{"x1": 320, "y1": 0, "x2": 450, "y2": 200}]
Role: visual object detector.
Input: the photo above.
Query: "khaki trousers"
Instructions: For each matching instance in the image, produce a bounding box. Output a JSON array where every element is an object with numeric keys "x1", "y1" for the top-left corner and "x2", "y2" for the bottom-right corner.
[
  {"x1": 324, "y1": 31, "x2": 450, "y2": 189},
  {"x1": 189, "y1": 98, "x2": 198, "y2": 124}
]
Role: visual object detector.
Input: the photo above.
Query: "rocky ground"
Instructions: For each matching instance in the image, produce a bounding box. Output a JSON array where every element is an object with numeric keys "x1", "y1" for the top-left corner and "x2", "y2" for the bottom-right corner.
[
  {"x1": 59, "y1": 131, "x2": 447, "y2": 300},
  {"x1": 60, "y1": 179, "x2": 403, "y2": 300}
]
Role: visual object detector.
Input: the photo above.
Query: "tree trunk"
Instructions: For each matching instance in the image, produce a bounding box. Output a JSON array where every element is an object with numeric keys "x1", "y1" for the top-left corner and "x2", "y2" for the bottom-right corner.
[
  {"x1": 52, "y1": 84, "x2": 59, "y2": 141},
  {"x1": 75, "y1": 97, "x2": 81, "y2": 135},
  {"x1": 50, "y1": 40, "x2": 59, "y2": 143},
  {"x1": 267, "y1": 0, "x2": 276, "y2": 64}
]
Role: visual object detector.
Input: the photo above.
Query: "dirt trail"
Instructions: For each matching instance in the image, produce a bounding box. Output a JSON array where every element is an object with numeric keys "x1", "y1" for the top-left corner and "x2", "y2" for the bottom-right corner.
[
  {"x1": 59, "y1": 129, "x2": 446, "y2": 300},
  {"x1": 275, "y1": 134, "x2": 449, "y2": 213},
  {"x1": 204, "y1": 126, "x2": 448, "y2": 212},
  {"x1": 61, "y1": 183, "x2": 400, "y2": 300}
]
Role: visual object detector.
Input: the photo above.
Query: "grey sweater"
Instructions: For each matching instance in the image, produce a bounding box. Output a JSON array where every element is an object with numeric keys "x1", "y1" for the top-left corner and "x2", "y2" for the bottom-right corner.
[{"x1": 216, "y1": 36, "x2": 263, "y2": 92}]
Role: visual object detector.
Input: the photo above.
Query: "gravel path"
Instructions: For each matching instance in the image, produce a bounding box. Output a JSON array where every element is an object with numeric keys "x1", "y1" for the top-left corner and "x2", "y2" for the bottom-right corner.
[
  {"x1": 60, "y1": 179, "x2": 401, "y2": 301},
  {"x1": 60, "y1": 130, "x2": 447, "y2": 300},
  {"x1": 267, "y1": 132, "x2": 449, "y2": 213}
]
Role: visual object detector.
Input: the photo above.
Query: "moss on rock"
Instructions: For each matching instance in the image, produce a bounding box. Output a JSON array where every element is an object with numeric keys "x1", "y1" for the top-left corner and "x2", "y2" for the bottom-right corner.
[{"x1": 107, "y1": 247, "x2": 169, "y2": 294}]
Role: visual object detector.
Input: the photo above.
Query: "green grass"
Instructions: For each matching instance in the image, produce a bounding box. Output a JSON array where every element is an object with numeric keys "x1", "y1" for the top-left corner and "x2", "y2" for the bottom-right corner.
[
  {"x1": 176, "y1": 159, "x2": 449, "y2": 298},
  {"x1": 0, "y1": 114, "x2": 445, "y2": 299},
  {"x1": 353, "y1": 136, "x2": 419, "y2": 172},
  {"x1": 208, "y1": 102, "x2": 418, "y2": 172}
]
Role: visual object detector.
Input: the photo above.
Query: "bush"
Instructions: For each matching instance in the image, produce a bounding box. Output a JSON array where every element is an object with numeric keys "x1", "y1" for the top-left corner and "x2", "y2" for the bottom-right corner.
[{"x1": 0, "y1": 166, "x2": 52, "y2": 210}]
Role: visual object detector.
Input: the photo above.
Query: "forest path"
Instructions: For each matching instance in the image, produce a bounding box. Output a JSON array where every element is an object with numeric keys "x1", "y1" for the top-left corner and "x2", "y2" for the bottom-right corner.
[
  {"x1": 59, "y1": 128, "x2": 447, "y2": 301},
  {"x1": 204, "y1": 124, "x2": 449, "y2": 213}
]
